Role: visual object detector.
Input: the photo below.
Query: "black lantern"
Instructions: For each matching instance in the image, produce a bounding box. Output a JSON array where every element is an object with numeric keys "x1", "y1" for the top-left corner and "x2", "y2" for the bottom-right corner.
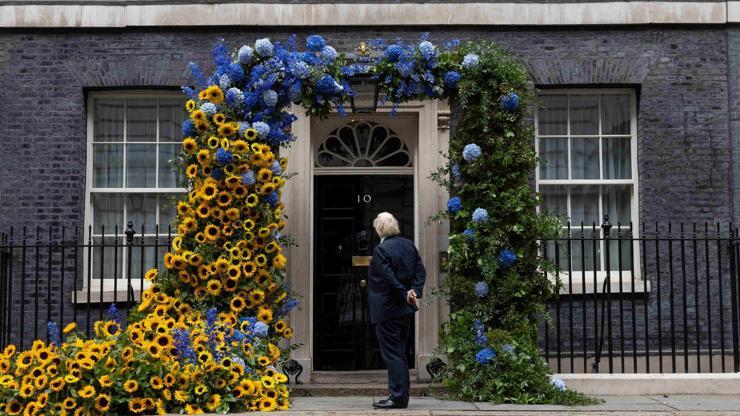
[{"x1": 348, "y1": 42, "x2": 380, "y2": 113}]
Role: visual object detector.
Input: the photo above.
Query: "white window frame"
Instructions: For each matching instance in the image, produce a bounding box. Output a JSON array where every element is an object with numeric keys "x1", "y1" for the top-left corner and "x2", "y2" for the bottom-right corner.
[
  {"x1": 534, "y1": 88, "x2": 647, "y2": 294},
  {"x1": 80, "y1": 91, "x2": 187, "y2": 301}
]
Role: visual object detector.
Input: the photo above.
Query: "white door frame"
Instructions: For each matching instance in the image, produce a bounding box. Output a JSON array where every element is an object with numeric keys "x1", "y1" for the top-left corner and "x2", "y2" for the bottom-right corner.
[{"x1": 283, "y1": 98, "x2": 450, "y2": 381}]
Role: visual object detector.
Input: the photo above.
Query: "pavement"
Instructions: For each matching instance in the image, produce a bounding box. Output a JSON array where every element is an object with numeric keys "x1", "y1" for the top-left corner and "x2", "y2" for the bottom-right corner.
[{"x1": 219, "y1": 395, "x2": 740, "y2": 415}]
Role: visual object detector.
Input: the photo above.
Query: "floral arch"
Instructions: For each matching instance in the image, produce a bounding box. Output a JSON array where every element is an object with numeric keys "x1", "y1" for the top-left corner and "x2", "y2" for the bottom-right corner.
[{"x1": 0, "y1": 36, "x2": 591, "y2": 415}]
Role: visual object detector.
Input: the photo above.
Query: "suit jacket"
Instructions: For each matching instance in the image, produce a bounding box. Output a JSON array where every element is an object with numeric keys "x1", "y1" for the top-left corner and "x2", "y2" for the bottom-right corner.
[{"x1": 367, "y1": 235, "x2": 427, "y2": 324}]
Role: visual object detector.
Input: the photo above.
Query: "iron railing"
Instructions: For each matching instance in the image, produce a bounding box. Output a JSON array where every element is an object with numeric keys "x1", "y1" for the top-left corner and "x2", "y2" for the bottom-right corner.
[
  {"x1": 0, "y1": 220, "x2": 738, "y2": 374},
  {"x1": 540, "y1": 218, "x2": 740, "y2": 373}
]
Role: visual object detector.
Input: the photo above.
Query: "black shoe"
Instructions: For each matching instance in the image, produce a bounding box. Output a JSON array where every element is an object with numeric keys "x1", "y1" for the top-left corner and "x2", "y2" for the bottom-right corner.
[
  {"x1": 374, "y1": 397, "x2": 393, "y2": 406},
  {"x1": 372, "y1": 400, "x2": 407, "y2": 409}
]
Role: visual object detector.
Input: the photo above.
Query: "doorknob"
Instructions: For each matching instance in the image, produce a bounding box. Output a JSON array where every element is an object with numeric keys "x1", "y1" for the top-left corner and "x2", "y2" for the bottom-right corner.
[{"x1": 360, "y1": 279, "x2": 367, "y2": 288}]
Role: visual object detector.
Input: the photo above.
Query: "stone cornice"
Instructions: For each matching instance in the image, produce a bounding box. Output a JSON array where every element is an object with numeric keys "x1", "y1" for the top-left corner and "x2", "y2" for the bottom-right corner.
[{"x1": 0, "y1": 1, "x2": 736, "y2": 28}]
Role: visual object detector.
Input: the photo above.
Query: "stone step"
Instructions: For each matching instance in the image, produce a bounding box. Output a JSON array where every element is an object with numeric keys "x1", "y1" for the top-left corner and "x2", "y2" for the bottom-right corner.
[
  {"x1": 310, "y1": 370, "x2": 419, "y2": 384},
  {"x1": 290, "y1": 383, "x2": 445, "y2": 397}
]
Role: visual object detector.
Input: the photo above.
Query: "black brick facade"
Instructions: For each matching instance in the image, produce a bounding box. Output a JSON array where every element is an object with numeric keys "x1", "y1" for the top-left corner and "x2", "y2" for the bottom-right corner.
[{"x1": 0, "y1": 27, "x2": 738, "y2": 369}]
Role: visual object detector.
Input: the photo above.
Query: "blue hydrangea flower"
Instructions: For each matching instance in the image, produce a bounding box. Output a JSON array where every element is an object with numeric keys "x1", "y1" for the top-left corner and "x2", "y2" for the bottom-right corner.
[
  {"x1": 551, "y1": 378, "x2": 566, "y2": 391},
  {"x1": 255, "y1": 38, "x2": 274, "y2": 57},
  {"x1": 443, "y1": 71, "x2": 462, "y2": 88},
  {"x1": 219, "y1": 73, "x2": 231, "y2": 90},
  {"x1": 306, "y1": 35, "x2": 326, "y2": 52},
  {"x1": 500, "y1": 92, "x2": 520, "y2": 111},
  {"x1": 237, "y1": 45, "x2": 254, "y2": 64},
  {"x1": 47, "y1": 322, "x2": 61, "y2": 347},
  {"x1": 216, "y1": 148, "x2": 233, "y2": 165},
  {"x1": 271, "y1": 160, "x2": 283, "y2": 176},
  {"x1": 242, "y1": 170, "x2": 256, "y2": 186},
  {"x1": 264, "y1": 191, "x2": 279, "y2": 207},
  {"x1": 321, "y1": 45, "x2": 338, "y2": 63},
  {"x1": 474, "y1": 281, "x2": 489, "y2": 298},
  {"x1": 316, "y1": 75, "x2": 343, "y2": 95},
  {"x1": 200, "y1": 102, "x2": 217, "y2": 117},
  {"x1": 385, "y1": 44, "x2": 405, "y2": 62},
  {"x1": 501, "y1": 344, "x2": 516, "y2": 354},
  {"x1": 211, "y1": 167, "x2": 225, "y2": 180},
  {"x1": 231, "y1": 356, "x2": 246, "y2": 370},
  {"x1": 462, "y1": 53, "x2": 480, "y2": 69},
  {"x1": 395, "y1": 61, "x2": 415, "y2": 78},
  {"x1": 262, "y1": 89, "x2": 278, "y2": 107},
  {"x1": 451, "y1": 163, "x2": 463, "y2": 180},
  {"x1": 472, "y1": 208, "x2": 489, "y2": 225},
  {"x1": 252, "y1": 121, "x2": 270, "y2": 138},
  {"x1": 472, "y1": 319, "x2": 487, "y2": 346},
  {"x1": 463, "y1": 228, "x2": 475, "y2": 241},
  {"x1": 253, "y1": 321, "x2": 269, "y2": 338},
  {"x1": 226, "y1": 63, "x2": 245, "y2": 84},
  {"x1": 447, "y1": 196, "x2": 462, "y2": 214},
  {"x1": 290, "y1": 61, "x2": 311, "y2": 79},
  {"x1": 227, "y1": 87, "x2": 245, "y2": 106},
  {"x1": 182, "y1": 119, "x2": 196, "y2": 137},
  {"x1": 498, "y1": 249, "x2": 518, "y2": 268},
  {"x1": 419, "y1": 41, "x2": 436, "y2": 61},
  {"x1": 238, "y1": 122, "x2": 250, "y2": 135},
  {"x1": 462, "y1": 143, "x2": 482, "y2": 162},
  {"x1": 475, "y1": 348, "x2": 497, "y2": 365}
]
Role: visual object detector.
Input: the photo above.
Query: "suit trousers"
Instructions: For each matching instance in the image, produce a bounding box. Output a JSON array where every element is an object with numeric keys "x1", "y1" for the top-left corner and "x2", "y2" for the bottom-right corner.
[{"x1": 374, "y1": 314, "x2": 412, "y2": 406}]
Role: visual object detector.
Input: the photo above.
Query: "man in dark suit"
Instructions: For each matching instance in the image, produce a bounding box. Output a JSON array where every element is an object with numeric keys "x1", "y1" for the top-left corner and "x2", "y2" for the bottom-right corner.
[{"x1": 368, "y1": 212, "x2": 427, "y2": 409}]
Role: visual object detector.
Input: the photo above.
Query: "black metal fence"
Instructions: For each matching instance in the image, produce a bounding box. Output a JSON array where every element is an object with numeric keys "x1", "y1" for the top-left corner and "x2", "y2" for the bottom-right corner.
[
  {"x1": 0, "y1": 220, "x2": 738, "y2": 374},
  {"x1": 540, "y1": 219, "x2": 740, "y2": 374}
]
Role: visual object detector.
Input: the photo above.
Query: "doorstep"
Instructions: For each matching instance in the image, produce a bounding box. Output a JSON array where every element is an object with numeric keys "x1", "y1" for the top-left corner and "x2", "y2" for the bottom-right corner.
[{"x1": 555, "y1": 373, "x2": 740, "y2": 395}]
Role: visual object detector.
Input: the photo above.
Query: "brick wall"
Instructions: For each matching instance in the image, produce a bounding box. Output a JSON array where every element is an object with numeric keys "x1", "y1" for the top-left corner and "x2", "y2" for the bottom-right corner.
[{"x1": 0, "y1": 27, "x2": 736, "y2": 366}]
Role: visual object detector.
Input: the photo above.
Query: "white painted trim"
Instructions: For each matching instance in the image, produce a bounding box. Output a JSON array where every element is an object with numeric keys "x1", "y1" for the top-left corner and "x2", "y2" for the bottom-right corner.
[
  {"x1": 535, "y1": 88, "x2": 643, "y2": 288},
  {"x1": 0, "y1": 2, "x2": 731, "y2": 28},
  {"x1": 555, "y1": 373, "x2": 740, "y2": 395}
]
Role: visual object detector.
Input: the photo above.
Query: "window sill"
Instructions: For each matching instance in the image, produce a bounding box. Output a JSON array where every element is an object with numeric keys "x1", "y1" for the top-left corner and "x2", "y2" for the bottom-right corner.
[
  {"x1": 72, "y1": 280, "x2": 151, "y2": 304},
  {"x1": 555, "y1": 278, "x2": 650, "y2": 296}
]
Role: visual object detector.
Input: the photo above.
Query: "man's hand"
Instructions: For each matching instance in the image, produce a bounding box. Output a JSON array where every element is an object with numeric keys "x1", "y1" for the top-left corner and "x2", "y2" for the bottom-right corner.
[{"x1": 406, "y1": 289, "x2": 417, "y2": 305}]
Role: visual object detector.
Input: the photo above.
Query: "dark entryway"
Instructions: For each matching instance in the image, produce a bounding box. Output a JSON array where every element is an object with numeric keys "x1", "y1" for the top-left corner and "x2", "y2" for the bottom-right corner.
[{"x1": 313, "y1": 175, "x2": 414, "y2": 370}]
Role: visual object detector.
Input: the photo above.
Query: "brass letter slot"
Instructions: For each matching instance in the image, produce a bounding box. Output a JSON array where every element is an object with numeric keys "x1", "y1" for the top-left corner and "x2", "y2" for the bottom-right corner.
[{"x1": 352, "y1": 255, "x2": 372, "y2": 267}]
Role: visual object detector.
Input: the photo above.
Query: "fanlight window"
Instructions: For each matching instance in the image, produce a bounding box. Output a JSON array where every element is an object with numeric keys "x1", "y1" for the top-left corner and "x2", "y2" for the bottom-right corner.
[{"x1": 315, "y1": 121, "x2": 412, "y2": 168}]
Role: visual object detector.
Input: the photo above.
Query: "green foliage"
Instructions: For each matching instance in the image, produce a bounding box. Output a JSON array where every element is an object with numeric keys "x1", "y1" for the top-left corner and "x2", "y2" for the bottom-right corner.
[{"x1": 429, "y1": 41, "x2": 594, "y2": 404}]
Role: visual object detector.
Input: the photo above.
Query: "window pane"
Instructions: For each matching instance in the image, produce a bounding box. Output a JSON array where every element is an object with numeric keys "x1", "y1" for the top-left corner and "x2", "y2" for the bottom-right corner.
[
  {"x1": 159, "y1": 194, "x2": 180, "y2": 232},
  {"x1": 603, "y1": 136, "x2": 631, "y2": 179},
  {"x1": 539, "y1": 185, "x2": 567, "y2": 222},
  {"x1": 126, "y1": 144, "x2": 157, "y2": 188},
  {"x1": 92, "y1": 237, "x2": 123, "y2": 280},
  {"x1": 537, "y1": 95, "x2": 567, "y2": 135},
  {"x1": 607, "y1": 228, "x2": 633, "y2": 273},
  {"x1": 93, "y1": 144, "x2": 124, "y2": 188},
  {"x1": 158, "y1": 144, "x2": 181, "y2": 188},
  {"x1": 570, "y1": 228, "x2": 600, "y2": 272},
  {"x1": 602, "y1": 94, "x2": 630, "y2": 135},
  {"x1": 92, "y1": 194, "x2": 124, "y2": 233},
  {"x1": 159, "y1": 99, "x2": 186, "y2": 142},
  {"x1": 127, "y1": 194, "x2": 157, "y2": 234},
  {"x1": 93, "y1": 99, "x2": 124, "y2": 143},
  {"x1": 570, "y1": 185, "x2": 599, "y2": 226},
  {"x1": 538, "y1": 137, "x2": 568, "y2": 179},
  {"x1": 130, "y1": 237, "x2": 157, "y2": 281},
  {"x1": 569, "y1": 95, "x2": 598, "y2": 135},
  {"x1": 544, "y1": 240, "x2": 570, "y2": 271},
  {"x1": 571, "y1": 137, "x2": 599, "y2": 179},
  {"x1": 603, "y1": 185, "x2": 632, "y2": 225},
  {"x1": 126, "y1": 99, "x2": 157, "y2": 142}
]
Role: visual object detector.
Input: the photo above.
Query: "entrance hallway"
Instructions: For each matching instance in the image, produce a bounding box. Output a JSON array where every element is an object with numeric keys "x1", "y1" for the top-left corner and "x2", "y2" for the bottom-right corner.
[{"x1": 172, "y1": 395, "x2": 740, "y2": 415}]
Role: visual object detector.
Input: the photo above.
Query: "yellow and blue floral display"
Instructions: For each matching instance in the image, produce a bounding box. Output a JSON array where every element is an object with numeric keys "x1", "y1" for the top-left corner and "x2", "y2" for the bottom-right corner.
[{"x1": 0, "y1": 35, "x2": 591, "y2": 415}]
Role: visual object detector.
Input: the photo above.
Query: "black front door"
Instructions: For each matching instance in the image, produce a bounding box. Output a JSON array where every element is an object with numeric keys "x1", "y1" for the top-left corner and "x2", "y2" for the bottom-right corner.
[{"x1": 314, "y1": 175, "x2": 414, "y2": 371}]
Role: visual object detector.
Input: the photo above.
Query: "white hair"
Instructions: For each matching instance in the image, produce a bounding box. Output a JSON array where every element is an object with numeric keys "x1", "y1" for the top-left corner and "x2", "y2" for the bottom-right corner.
[{"x1": 373, "y1": 212, "x2": 400, "y2": 239}]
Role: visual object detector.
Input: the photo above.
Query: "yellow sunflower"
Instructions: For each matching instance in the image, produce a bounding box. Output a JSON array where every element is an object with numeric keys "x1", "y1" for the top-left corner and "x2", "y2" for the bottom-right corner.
[
  {"x1": 182, "y1": 137, "x2": 197, "y2": 154},
  {"x1": 186, "y1": 164, "x2": 198, "y2": 179},
  {"x1": 94, "y1": 394, "x2": 111, "y2": 412},
  {"x1": 123, "y1": 379, "x2": 139, "y2": 393},
  {"x1": 78, "y1": 385, "x2": 96, "y2": 399}
]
